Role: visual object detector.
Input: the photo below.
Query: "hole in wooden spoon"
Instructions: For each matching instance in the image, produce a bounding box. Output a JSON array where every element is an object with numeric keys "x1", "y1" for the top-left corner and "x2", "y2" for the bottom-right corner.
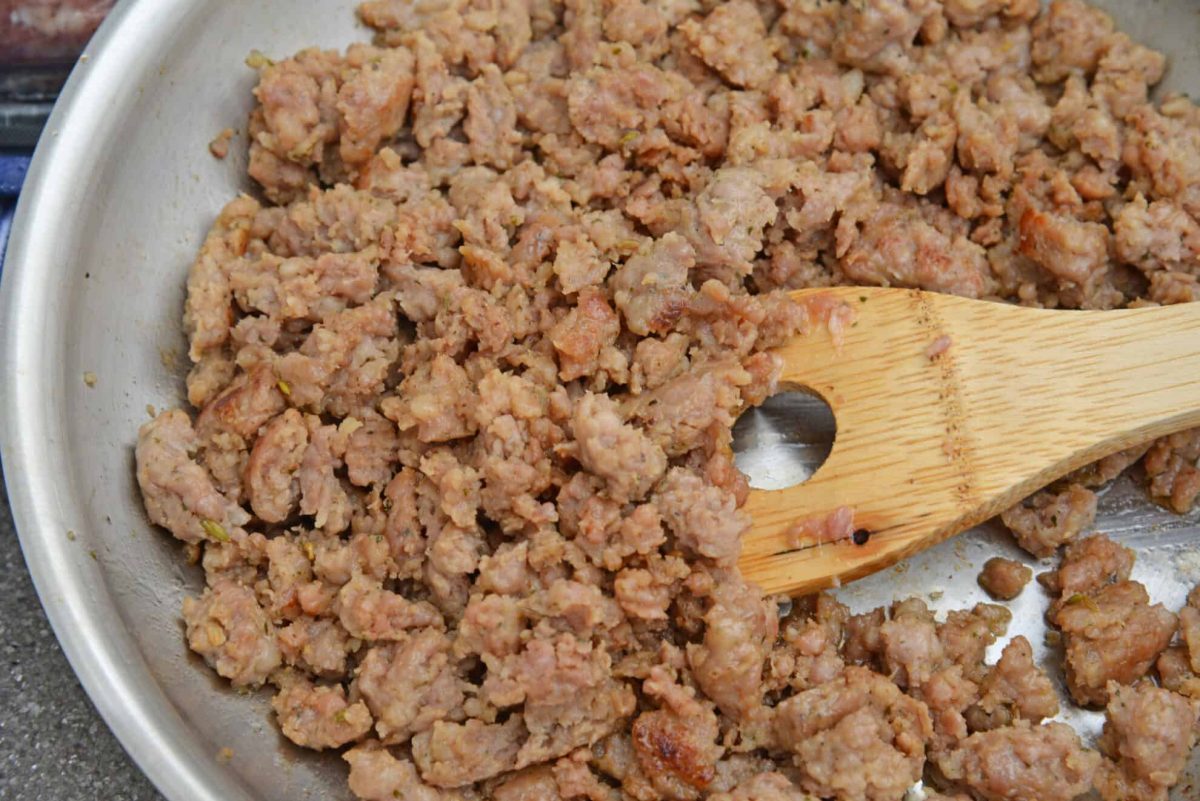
[{"x1": 732, "y1": 390, "x2": 836, "y2": 491}]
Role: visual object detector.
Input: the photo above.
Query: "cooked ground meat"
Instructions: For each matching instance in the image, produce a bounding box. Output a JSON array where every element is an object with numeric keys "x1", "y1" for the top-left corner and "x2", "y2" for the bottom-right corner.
[
  {"x1": 1053, "y1": 580, "x2": 1177, "y2": 706},
  {"x1": 936, "y1": 721, "x2": 1100, "y2": 801},
  {"x1": 976, "y1": 557, "x2": 1032, "y2": 601},
  {"x1": 774, "y1": 666, "x2": 933, "y2": 801},
  {"x1": 965, "y1": 636, "x2": 1059, "y2": 732},
  {"x1": 136, "y1": 0, "x2": 1200, "y2": 798},
  {"x1": 1096, "y1": 682, "x2": 1200, "y2": 801},
  {"x1": 999, "y1": 483, "x2": 1096, "y2": 558}
]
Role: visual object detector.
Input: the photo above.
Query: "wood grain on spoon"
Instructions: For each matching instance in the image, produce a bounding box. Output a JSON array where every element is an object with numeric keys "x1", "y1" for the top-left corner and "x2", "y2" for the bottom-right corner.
[{"x1": 739, "y1": 286, "x2": 1200, "y2": 597}]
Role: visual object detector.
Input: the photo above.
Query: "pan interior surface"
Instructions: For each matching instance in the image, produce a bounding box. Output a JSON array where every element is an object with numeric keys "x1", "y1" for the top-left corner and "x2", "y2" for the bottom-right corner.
[{"x1": 1, "y1": 1, "x2": 1198, "y2": 799}]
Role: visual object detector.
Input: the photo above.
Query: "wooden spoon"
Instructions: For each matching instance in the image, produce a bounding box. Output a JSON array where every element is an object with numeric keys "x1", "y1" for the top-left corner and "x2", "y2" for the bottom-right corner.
[{"x1": 738, "y1": 286, "x2": 1200, "y2": 597}]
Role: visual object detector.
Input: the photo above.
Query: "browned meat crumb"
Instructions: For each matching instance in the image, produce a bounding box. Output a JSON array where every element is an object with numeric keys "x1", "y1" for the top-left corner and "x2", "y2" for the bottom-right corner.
[
  {"x1": 976, "y1": 557, "x2": 1032, "y2": 600},
  {"x1": 774, "y1": 667, "x2": 933, "y2": 801},
  {"x1": 1096, "y1": 682, "x2": 1200, "y2": 801},
  {"x1": 209, "y1": 128, "x2": 235, "y2": 159},
  {"x1": 272, "y1": 672, "x2": 373, "y2": 750},
  {"x1": 1144, "y1": 429, "x2": 1200, "y2": 513},
  {"x1": 182, "y1": 579, "x2": 280, "y2": 687},
  {"x1": 966, "y1": 636, "x2": 1059, "y2": 732},
  {"x1": 937, "y1": 603, "x2": 1011, "y2": 683},
  {"x1": 936, "y1": 720, "x2": 1099, "y2": 801},
  {"x1": 1053, "y1": 580, "x2": 1177, "y2": 706},
  {"x1": 134, "y1": 0, "x2": 1200, "y2": 798},
  {"x1": 709, "y1": 772, "x2": 818, "y2": 801},
  {"x1": 1038, "y1": 533, "x2": 1135, "y2": 604},
  {"x1": 881, "y1": 598, "x2": 943, "y2": 690},
  {"x1": 999, "y1": 483, "x2": 1096, "y2": 558}
]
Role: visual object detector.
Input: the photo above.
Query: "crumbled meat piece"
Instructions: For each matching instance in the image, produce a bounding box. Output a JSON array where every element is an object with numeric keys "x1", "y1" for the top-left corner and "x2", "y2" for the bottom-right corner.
[
  {"x1": 631, "y1": 667, "x2": 724, "y2": 799},
  {"x1": 277, "y1": 616, "x2": 352, "y2": 677},
  {"x1": 344, "y1": 743, "x2": 461, "y2": 801},
  {"x1": 1053, "y1": 580, "x2": 1177, "y2": 706},
  {"x1": 977, "y1": 557, "x2": 1032, "y2": 600},
  {"x1": 273, "y1": 674, "x2": 373, "y2": 749},
  {"x1": 1000, "y1": 483, "x2": 1097, "y2": 558},
  {"x1": 136, "y1": 410, "x2": 251, "y2": 545},
  {"x1": 655, "y1": 467, "x2": 749, "y2": 566},
  {"x1": 1031, "y1": 0, "x2": 1115, "y2": 83},
  {"x1": 774, "y1": 666, "x2": 933, "y2": 801},
  {"x1": 967, "y1": 636, "x2": 1059, "y2": 731},
  {"x1": 335, "y1": 574, "x2": 443, "y2": 640},
  {"x1": 413, "y1": 716, "x2": 525, "y2": 788},
  {"x1": 355, "y1": 628, "x2": 465, "y2": 744},
  {"x1": 709, "y1": 772, "x2": 817, "y2": 801},
  {"x1": 209, "y1": 128, "x2": 235, "y2": 159},
  {"x1": 1114, "y1": 196, "x2": 1200, "y2": 273},
  {"x1": 844, "y1": 608, "x2": 887, "y2": 669},
  {"x1": 841, "y1": 203, "x2": 993, "y2": 298},
  {"x1": 571, "y1": 392, "x2": 666, "y2": 502},
  {"x1": 880, "y1": 601, "x2": 945, "y2": 689},
  {"x1": 937, "y1": 721, "x2": 1099, "y2": 801},
  {"x1": 1096, "y1": 682, "x2": 1200, "y2": 801},
  {"x1": 687, "y1": 577, "x2": 776, "y2": 721},
  {"x1": 1038, "y1": 533, "x2": 1134, "y2": 602},
  {"x1": 937, "y1": 604, "x2": 1011, "y2": 682},
  {"x1": 785, "y1": 506, "x2": 856, "y2": 548},
  {"x1": 609, "y1": 233, "x2": 694, "y2": 337},
  {"x1": 245, "y1": 409, "x2": 308, "y2": 523},
  {"x1": 1144, "y1": 429, "x2": 1200, "y2": 514},
  {"x1": 679, "y1": 1, "x2": 776, "y2": 90},
  {"x1": 183, "y1": 580, "x2": 281, "y2": 687},
  {"x1": 1018, "y1": 208, "x2": 1112, "y2": 293},
  {"x1": 773, "y1": 593, "x2": 848, "y2": 693},
  {"x1": 1069, "y1": 444, "x2": 1152, "y2": 488},
  {"x1": 465, "y1": 65, "x2": 521, "y2": 170},
  {"x1": 833, "y1": 0, "x2": 938, "y2": 72},
  {"x1": 626, "y1": 360, "x2": 750, "y2": 457}
]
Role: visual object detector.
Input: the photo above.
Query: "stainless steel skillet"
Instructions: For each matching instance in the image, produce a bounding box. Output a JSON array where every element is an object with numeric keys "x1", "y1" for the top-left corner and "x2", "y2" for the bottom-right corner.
[{"x1": 1, "y1": 1, "x2": 1198, "y2": 799}]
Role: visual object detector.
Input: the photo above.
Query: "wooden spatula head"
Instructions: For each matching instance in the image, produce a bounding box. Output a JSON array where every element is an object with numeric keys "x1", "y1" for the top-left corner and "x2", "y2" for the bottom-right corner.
[{"x1": 739, "y1": 286, "x2": 1200, "y2": 597}]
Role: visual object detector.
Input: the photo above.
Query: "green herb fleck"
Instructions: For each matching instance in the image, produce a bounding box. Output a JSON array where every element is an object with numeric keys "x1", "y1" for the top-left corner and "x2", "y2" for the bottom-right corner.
[
  {"x1": 334, "y1": 708, "x2": 350, "y2": 724},
  {"x1": 277, "y1": 379, "x2": 292, "y2": 397},
  {"x1": 201, "y1": 519, "x2": 231, "y2": 543},
  {"x1": 67, "y1": 530, "x2": 76, "y2": 541},
  {"x1": 859, "y1": 295, "x2": 868, "y2": 303},
  {"x1": 619, "y1": 129, "x2": 639, "y2": 146}
]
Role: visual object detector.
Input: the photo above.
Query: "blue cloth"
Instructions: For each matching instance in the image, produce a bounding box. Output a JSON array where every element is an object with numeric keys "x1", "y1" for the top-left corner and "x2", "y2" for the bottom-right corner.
[
  {"x1": 0, "y1": 153, "x2": 30, "y2": 198},
  {"x1": 0, "y1": 199, "x2": 13, "y2": 277},
  {"x1": 0, "y1": 150, "x2": 32, "y2": 276}
]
